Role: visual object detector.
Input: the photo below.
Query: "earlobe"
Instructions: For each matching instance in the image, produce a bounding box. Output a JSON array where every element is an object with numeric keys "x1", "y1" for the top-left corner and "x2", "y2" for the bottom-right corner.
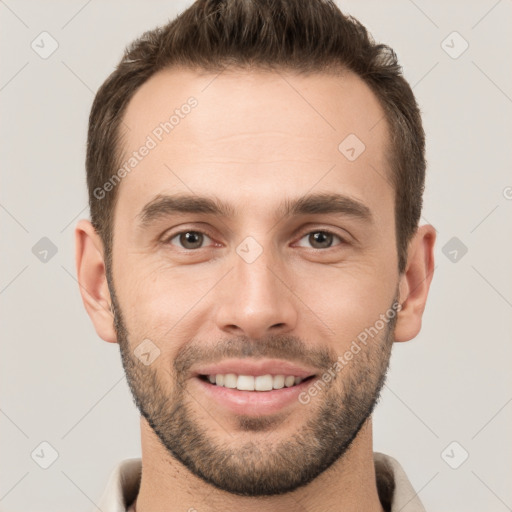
[
  {"x1": 75, "y1": 219, "x2": 118, "y2": 344},
  {"x1": 394, "y1": 224, "x2": 436, "y2": 343}
]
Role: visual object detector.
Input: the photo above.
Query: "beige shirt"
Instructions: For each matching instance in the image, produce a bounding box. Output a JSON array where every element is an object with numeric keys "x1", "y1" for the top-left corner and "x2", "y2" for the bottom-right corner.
[{"x1": 95, "y1": 452, "x2": 426, "y2": 512}]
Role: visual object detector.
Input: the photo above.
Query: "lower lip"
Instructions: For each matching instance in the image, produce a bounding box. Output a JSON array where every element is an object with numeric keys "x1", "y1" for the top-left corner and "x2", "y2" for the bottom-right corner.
[{"x1": 194, "y1": 376, "x2": 314, "y2": 416}]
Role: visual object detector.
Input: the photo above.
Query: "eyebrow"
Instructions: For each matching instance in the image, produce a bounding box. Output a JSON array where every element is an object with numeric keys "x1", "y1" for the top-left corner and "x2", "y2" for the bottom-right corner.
[{"x1": 137, "y1": 192, "x2": 373, "y2": 227}]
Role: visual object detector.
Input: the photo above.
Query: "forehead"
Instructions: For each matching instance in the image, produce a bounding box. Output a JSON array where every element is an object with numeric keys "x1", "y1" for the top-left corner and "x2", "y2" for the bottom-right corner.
[{"x1": 116, "y1": 67, "x2": 392, "y2": 223}]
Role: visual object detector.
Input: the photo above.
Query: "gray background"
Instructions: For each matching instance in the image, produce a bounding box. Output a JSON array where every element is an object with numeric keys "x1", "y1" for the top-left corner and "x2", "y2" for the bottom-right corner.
[{"x1": 1, "y1": 1, "x2": 511, "y2": 511}]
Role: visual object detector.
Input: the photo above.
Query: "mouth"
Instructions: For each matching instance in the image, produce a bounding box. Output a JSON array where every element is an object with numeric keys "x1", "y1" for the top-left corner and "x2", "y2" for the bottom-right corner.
[
  {"x1": 197, "y1": 373, "x2": 316, "y2": 391},
  {"x1": 190, "y1": 359, "x2": 320, "y2": 415},
  {"x1": 193, "y1": 371, "x2": 318, "y2": 416}
]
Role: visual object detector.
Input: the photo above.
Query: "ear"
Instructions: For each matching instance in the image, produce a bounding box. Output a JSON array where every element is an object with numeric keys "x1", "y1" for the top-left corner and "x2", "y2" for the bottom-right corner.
[
  {"x1": 394, "y1": 224, "x2": 436, "y2": 342},
  {"x1": 75, "y1": 219, "x2": 118, "y2": 344}
]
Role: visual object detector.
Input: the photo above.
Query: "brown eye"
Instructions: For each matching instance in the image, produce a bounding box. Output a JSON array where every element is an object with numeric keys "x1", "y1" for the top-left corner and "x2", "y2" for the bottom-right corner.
[
  {"x1": 296, "y1": 230, "x2": 344, "y2": 249},
  {"x1": 167, "y1": 231, "x2": 211, "y2": 250}
]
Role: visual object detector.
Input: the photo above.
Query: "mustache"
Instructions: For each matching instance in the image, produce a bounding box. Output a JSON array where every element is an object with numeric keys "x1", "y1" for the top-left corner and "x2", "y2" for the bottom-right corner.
[{"x1": 173, "y1": 334, "x2": 338, "y2": 377}]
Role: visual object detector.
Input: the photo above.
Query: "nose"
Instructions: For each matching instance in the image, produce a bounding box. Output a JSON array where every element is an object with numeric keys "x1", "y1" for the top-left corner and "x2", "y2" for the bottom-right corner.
[{"x1": 214, "y1": 243, "x2": 298, "y2": 340}]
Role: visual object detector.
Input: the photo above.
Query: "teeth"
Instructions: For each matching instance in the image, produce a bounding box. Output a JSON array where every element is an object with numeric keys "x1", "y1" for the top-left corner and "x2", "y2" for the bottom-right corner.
[
  {"x1": 237, "y1": 375, "x2": 255, "y2": 391},
  {"x1": 255, "y1": 375, "x2": 273, "y2": 391},
  {"x1": 284, "y1": 376, "x2": 295, "y2": 387},
  {"x1": 205, "y1": 374, "x2": 308, "y2": 391},
  {"x1": 273, "y1": 375, "x2": 285, "y2": 389},
  {"x1": 223, "y1": 373, "x2": 237, "y2": 389}
]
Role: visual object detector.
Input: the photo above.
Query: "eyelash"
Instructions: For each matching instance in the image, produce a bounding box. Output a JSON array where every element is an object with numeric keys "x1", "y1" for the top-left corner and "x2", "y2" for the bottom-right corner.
[{"x1": 163, "y1": 228, "x2": 347, "y2": 250}]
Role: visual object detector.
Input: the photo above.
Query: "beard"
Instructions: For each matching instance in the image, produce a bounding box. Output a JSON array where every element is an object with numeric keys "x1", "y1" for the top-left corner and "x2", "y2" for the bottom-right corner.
[{"x1": 109, "y1": 275, "x2": 397, "y2": 497}]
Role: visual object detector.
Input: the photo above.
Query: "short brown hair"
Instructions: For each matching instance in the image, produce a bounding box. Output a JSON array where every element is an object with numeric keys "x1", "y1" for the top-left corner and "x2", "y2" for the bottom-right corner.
[{"x1": 86, "y1": 0, "x2": 425, "y2": 274}]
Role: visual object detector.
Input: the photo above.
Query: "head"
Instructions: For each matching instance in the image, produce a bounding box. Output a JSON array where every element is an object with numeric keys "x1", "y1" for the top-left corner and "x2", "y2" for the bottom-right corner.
[{"x1": 76, "y1": 0, "x2": 435, "y2": 497}]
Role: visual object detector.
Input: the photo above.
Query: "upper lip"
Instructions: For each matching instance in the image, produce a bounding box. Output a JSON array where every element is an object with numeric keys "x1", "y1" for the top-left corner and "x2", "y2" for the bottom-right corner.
[{"x1": 192, "y1": 359, "x2": 318, "y2": 379}]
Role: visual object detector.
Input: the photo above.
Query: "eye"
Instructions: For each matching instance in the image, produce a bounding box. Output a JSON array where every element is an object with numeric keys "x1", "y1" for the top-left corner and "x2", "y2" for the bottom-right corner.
[
  {"x1": 165, "y1": 230, "x2": 213, "y2": 250},
  {"x1": 295, "y1": 230, "x2": 345, "y2": 250}
]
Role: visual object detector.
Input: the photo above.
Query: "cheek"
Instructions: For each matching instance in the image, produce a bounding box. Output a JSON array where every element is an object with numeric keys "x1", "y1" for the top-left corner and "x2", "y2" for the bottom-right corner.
[
  {"x1": 289, "y1": 259, "x2": 396, "y2": 347},
  {"x1": 119, "y1": 264, "x2": 216, "y2": 339}
]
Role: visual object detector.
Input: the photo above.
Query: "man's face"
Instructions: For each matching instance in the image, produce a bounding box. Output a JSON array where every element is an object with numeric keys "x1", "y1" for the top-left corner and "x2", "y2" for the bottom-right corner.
[{"x1": 109, "y1": 68, "x2": 399, "y2": 495}]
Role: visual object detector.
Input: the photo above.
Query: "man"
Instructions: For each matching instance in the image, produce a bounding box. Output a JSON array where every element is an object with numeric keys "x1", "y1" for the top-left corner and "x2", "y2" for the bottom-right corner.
[{"x1": 75, "y1": 0, "x2": 436, "y2": 510}]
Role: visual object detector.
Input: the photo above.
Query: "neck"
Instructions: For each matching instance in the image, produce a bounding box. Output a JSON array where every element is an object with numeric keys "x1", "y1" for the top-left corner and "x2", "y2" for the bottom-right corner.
[{"x1": 134, "y1": 416, "x2": 384, "y2": 512}]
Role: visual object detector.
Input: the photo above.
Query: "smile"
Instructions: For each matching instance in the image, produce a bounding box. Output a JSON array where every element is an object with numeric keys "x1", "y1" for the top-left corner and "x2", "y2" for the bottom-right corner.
[{"x1": 199, "y1": 373, "x2": 314, "y2": 391}]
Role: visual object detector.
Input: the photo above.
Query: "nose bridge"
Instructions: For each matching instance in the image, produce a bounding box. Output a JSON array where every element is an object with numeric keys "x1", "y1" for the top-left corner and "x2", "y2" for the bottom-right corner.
[{"x1": 214, "y1": 235, "x2": 297, "y2": 337}]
